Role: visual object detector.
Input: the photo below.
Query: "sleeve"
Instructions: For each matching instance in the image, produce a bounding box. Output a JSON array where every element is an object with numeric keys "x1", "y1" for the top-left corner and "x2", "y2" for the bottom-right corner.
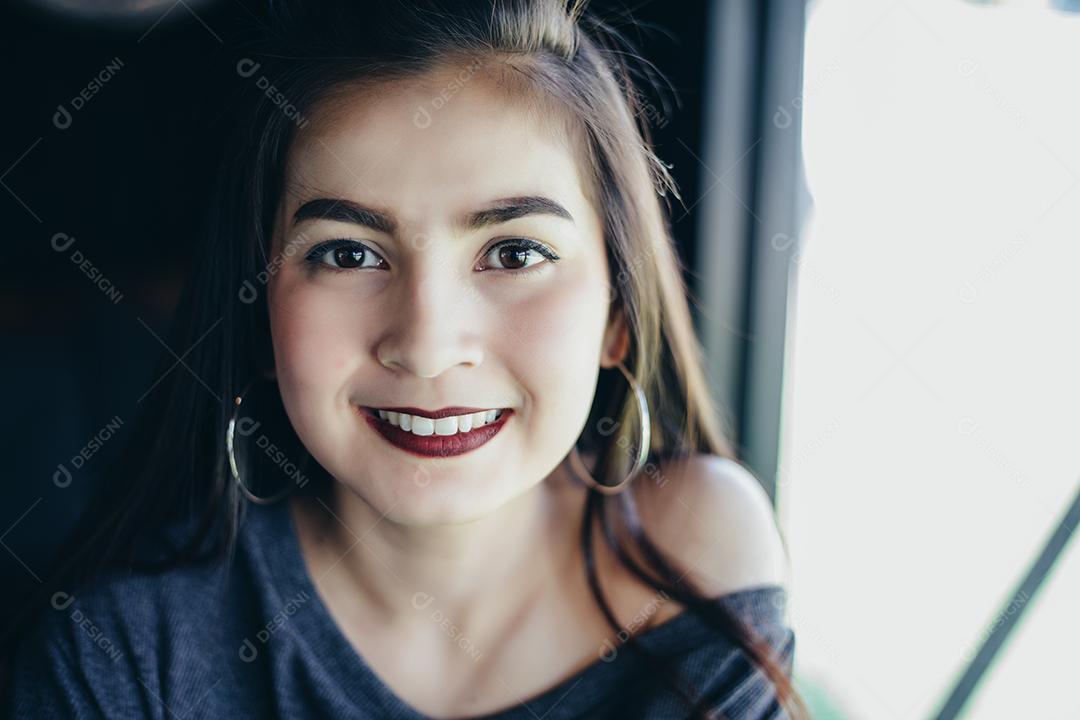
[
  {"x1": 693, "y1": 586, "x2": 799, "y2": 720},
  {"x1": 3, "y1": 617, "x2": 111, "y2": 719},
  {"x1": 603, "y1": 589, "x2": 799, "y2": 720},
  {"x1": 1, "y1": 595, "x2": 159, "y2": 720},
  {"x1": 708, "y1": 624, "x2": 797, "y2": 719}
]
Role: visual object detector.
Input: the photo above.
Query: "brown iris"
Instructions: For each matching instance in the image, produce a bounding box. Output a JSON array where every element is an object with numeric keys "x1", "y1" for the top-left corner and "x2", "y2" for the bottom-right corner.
[
  {"x1": 334, "y1": 247, "x2": 365, "y2": 268},
  {"x1": 497, "y1": 245, "x2": 529, "y2": 270}
]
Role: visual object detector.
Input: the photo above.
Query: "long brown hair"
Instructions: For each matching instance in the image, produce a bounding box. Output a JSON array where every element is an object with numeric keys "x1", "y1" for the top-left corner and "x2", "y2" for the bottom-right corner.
[{"x1": 2, "y1": 1, "x2": 808, "y2": 717}]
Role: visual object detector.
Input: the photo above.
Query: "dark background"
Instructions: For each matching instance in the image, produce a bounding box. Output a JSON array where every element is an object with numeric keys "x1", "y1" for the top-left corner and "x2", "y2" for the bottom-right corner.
[{"x1": 0, "y1": 0, "x2": 713, "y2": 620}]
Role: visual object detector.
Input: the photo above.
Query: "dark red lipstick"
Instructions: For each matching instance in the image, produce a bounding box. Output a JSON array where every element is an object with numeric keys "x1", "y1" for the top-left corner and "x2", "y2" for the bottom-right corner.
[{"x1": 358, "y1": 406, "x2": 513, "y2": 458}]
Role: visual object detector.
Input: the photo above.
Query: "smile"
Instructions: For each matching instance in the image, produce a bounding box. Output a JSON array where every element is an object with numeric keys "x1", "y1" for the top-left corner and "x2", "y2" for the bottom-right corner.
[{"x1": 358, "y1": 406, "x2": 512, "y2": 458}]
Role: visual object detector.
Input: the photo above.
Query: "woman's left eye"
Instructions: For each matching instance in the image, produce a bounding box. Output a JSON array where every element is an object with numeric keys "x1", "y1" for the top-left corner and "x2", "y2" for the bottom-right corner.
[{"x1": 481, "y1": 238, "x2": 560, "y2": 273}]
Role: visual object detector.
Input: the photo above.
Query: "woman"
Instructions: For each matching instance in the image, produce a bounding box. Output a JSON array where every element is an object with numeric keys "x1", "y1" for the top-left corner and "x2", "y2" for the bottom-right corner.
[{"x1": 1, "y1": 1, "x2": 808, "y2": 718}]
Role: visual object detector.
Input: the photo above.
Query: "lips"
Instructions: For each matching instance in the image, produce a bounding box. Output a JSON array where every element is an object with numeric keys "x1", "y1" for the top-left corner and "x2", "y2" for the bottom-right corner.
[
  {"x1": 371, "y1": 406, "x2": 500, "y2": 420},
  {"x1": 358, "y1": 406, "x2": 513, "y2": 458}
]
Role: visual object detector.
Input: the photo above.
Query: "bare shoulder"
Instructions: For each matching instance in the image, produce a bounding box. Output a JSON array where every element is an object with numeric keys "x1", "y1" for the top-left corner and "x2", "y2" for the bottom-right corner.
[{"x1": 633, "y1": 453, "x2": 789, "y2": 597}]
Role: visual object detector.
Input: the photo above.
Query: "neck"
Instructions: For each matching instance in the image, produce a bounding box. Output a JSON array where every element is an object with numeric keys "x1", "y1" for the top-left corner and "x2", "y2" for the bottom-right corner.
[{"x1": 291, "y1": 462, "x2": 587, "y2": 640}]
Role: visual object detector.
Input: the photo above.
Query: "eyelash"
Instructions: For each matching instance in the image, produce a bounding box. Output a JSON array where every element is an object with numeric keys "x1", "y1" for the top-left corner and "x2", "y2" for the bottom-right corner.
[{"x1": 302, "y1": 238, "x2": 560, "y2": 278}]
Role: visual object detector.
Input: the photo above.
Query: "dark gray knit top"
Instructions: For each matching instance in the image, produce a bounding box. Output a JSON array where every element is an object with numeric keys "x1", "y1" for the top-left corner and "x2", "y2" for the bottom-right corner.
[{"x1": 4, "y1": 498, "x2": 795, "y2": 719}]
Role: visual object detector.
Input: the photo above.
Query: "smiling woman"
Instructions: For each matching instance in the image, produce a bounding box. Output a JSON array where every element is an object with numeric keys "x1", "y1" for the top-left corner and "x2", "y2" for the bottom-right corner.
[
  {"x1": 267, "y1": 66, "x2": 617, "y2": 527},
  {"x1": 1, "y1": 1, "x2": 807, "y2": 719}
]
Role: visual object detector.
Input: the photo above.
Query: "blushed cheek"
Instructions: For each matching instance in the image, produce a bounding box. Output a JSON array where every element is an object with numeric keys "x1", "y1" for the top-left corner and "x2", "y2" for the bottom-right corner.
[
  {"x1": 506, "y1": 282, "x2": 604, "y2": 362},
  {"x1": 268, "y1": 278, "x2": 364, "y2": 424},
  {"x1": 495, "y1": 268, "x2": 610, "y2": 454}
]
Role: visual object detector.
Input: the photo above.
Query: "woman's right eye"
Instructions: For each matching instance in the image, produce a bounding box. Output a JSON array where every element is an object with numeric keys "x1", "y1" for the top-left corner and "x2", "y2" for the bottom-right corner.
[{"x1": 304, "y1": 239, "x2": 387, "y2": 272}]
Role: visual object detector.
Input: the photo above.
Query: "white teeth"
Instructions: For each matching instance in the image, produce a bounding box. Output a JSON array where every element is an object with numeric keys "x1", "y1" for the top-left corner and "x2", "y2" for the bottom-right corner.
[
  {"x1": 411, "y1": 416, "x2": 435, "y2": 436},
  {"x1": 376, "y1": 409, "x2": 505, "y2": 436}
]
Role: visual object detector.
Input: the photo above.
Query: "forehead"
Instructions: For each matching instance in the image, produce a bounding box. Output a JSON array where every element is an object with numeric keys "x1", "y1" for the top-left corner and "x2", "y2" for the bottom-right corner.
[{"x1": 281, "y1": 64, "x2": 596, "y2": 232}]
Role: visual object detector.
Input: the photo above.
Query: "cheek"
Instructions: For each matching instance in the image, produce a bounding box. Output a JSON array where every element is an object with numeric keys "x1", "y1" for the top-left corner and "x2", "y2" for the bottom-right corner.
[
  {"x1": 499, "y1": 278, "x2": 606, "y2": 369},
  {"x1": 268, "y1": 275, "x2": 365, "y2": 426},
  {"x1": 494, "y1": 265, "x2": 610, "y2": 452}
]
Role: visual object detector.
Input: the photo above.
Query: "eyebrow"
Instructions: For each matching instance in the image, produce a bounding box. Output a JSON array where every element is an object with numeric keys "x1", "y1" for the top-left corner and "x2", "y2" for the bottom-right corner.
[{"x1": 291, "y1": 195, "x2": 575, "y2": 234}]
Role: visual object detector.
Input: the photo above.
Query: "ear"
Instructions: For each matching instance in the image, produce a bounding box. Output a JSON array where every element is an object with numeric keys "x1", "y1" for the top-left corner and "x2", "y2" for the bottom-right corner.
[{"x1": 600, "y1": 306, "x2": 630, "y2": 369}]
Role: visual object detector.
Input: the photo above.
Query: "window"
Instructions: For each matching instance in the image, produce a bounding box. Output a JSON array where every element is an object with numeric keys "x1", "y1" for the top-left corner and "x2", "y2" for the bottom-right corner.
[{"x1": 781, "y1": 1, "x2": 1080, "y2": 717}]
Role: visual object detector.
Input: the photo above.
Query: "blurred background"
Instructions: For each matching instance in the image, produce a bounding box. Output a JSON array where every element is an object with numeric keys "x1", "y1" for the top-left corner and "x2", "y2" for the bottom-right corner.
[{"x1": 1, "y1": 0, "x2": 1078, "y2": 718}]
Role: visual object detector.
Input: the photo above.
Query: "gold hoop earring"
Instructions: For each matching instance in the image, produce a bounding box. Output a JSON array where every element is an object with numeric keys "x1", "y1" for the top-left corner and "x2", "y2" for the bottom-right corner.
[
  {"x1": 226, "y1": 376, "x2": 296, "y2": 505},
  {"x1": 569, "y1": 359, "x2": 651, "y2": 496}
]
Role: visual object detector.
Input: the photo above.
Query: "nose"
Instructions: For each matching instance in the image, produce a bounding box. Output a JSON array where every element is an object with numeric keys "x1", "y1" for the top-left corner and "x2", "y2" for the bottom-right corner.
[{"x1": 375, "y1": 260, "x2": 484, "y2": 378}]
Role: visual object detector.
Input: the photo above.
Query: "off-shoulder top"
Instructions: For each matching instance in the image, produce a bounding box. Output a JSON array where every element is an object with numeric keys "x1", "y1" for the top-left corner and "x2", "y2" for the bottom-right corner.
[{"x1": 3, "y1": 497, "x2": 795, "y2": 719}]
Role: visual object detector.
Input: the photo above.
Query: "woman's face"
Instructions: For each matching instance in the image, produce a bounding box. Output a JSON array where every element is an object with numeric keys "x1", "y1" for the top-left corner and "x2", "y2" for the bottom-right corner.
[{"x1": 267, "y1": 66, "x2": 623, "y2": 525}]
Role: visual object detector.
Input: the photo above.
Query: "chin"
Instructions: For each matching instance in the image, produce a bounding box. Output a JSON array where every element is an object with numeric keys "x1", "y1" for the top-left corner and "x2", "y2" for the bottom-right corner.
[{"x1": 334, "y1": 464, "x2": 536, "y2": 527}]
